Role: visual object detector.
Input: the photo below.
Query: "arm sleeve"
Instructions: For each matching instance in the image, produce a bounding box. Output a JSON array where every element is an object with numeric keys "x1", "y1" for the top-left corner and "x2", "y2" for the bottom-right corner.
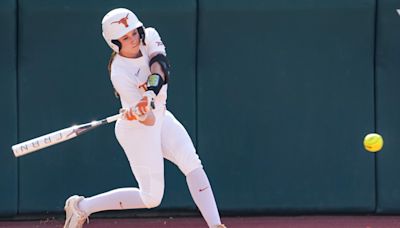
[{"x1": 145, "y1": 27, "x2": 167, "y2": 56}]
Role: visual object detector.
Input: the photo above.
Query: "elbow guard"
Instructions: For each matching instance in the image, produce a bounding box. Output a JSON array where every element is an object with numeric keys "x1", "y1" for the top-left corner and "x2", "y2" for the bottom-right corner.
[
  {"x1": 146, "y1": 73, "x2": 164, "y2": 95},
  {"x1": 149, "y1": 54, "x2": 170, "y2": 84}
]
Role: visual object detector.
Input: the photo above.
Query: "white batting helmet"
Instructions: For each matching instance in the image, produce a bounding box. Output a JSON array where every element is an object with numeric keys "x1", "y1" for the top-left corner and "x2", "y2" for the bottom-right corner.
[{"x1": 102, "y1": 8, "x2": 143, "y2": 52}]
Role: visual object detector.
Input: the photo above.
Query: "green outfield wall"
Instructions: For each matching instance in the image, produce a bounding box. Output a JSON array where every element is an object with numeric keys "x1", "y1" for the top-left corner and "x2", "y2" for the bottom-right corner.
[
  {"x1": 1, "y1": 0, "x2": 400, "y2": 217},
  {"x1": 197, "y1": 0, "x2": 376, "y2": 212},
  {"x1": 0, "y1": 0, "x2": 18, "y2": 216},
  {"x1": 375, "y1": 0, "x2": 400, "y2": 213}
]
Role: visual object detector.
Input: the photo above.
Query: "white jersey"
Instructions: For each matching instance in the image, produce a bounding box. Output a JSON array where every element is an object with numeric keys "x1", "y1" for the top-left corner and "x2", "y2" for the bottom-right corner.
[{"x1": 110, "y1": 27, "x2": 168, "y2": 111}]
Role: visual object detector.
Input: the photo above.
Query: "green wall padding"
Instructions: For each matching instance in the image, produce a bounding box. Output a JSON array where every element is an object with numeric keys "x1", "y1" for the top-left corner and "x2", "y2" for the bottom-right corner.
[
  {"x1": 375, "y1": 0, "x2": 400, "y2": 213},
  {"x1": 197, "y1": 0, "x2": 376, "y2": 212},
  {"x1": 0, "y1": 0, "x2": 18, "y2": 216},
  {"x1": 5, "y1": 0, "x2": 399, "y2": 216}
]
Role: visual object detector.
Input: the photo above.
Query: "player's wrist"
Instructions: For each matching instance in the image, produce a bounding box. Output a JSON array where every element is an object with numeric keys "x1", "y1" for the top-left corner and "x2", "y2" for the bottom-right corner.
[
  {"x1": 143, "y1": 91, "x2": 156, "y2": 109},
  {"x1": 144, "y1": 90, "x2": 156, "y2": 100}
]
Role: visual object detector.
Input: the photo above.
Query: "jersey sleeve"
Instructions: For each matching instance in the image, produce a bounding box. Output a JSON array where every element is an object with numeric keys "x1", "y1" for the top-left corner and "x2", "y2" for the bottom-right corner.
[{"x1": 145, "y1": 27, "x2": 166, "y2": 56}]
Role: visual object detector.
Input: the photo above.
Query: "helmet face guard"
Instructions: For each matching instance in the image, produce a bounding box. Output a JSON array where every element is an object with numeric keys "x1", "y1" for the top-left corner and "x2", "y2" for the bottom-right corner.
[{"x1": 102, "y1": 8, "x2": 143, "y2": 52}]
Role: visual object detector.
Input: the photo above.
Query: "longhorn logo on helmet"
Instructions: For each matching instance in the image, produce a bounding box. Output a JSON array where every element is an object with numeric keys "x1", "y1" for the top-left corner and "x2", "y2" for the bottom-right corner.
[{"x1": 111, "y1": 13, "x2": 129, "y2": 28}]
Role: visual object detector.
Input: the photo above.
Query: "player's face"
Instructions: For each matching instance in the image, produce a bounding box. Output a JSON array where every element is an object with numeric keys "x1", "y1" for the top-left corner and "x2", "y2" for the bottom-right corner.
[{"x1": 118, "y1": 29, "x2": 140, "y2": 57}]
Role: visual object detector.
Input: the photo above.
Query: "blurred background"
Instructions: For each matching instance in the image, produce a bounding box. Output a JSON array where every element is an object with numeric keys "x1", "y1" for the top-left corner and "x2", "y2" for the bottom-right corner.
[{"x1": 1, "y1": 0, "x2": 400, "y2": 218}]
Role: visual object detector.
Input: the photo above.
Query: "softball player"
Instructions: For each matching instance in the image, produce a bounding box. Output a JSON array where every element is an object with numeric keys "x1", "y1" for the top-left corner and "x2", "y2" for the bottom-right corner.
[{"x1": 63, "y1": 8, "x2": 226, "y2": 228}]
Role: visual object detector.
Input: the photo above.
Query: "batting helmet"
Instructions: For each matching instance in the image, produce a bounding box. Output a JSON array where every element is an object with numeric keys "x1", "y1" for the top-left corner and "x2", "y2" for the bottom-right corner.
[{"x1": 102, "y1": 8, "x2": 143, "y2": 52}]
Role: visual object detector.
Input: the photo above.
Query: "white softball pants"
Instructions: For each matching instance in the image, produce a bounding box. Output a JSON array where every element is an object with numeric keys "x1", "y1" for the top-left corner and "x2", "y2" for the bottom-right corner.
[{"x1": 115, "y1": 109, "x2": 202, "y2": 208}]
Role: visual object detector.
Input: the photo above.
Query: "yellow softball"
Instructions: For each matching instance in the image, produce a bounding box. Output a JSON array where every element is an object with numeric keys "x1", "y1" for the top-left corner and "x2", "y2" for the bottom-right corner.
[{"x1": 363, "y1": 133, "x2": 384, "y2": 152}]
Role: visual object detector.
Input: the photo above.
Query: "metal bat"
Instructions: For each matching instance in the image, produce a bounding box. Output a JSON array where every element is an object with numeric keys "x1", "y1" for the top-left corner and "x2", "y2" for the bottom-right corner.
[{"x1": 12, "y1": 113, "x2": 122, "y2": 157}]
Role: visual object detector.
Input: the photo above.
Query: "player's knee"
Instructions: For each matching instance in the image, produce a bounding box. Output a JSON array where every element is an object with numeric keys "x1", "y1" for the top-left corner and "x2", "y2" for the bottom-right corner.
[
  {"x1": 133, "y1": 166, "x2": 164, "y2": 208},
  {"x1": 180, "y1": 152, "x2": 203, "y2": 176},
  {"x1": 183, "y1": 161, "x2": 203, "y2": 176},
  {"x1": 168, "y1": 144, "x2": 202, "y2": 176},
  {"x1": 141, "y1": 192, "x2": 163, "y2": 208},
  {"x1": 139, "y1": 181, "x2": 164, "y2": 209}
]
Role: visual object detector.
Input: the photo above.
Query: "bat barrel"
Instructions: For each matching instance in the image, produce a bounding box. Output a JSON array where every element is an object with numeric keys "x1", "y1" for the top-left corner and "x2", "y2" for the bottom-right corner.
[
  {"x1": 11, "y1": 113, "x2": 121, "y2": 157},
  {"x1": 12, "y1": 127, "x2": 77, "y2": 157}
]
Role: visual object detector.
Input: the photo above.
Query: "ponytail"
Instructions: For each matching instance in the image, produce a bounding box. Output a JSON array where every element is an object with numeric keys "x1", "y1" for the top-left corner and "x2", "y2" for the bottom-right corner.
[
  {"x1": 108, "y1": 51, "x2": 117, "y2": 75},
  {"x1": 108, "y1": 51, "x2": 119, "y2": 98}
]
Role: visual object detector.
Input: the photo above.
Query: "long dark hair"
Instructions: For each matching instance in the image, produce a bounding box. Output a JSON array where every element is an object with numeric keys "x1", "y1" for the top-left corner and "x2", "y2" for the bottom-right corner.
[{"x1": 108, "y1": 51, "x2": 119, "y2": 98}]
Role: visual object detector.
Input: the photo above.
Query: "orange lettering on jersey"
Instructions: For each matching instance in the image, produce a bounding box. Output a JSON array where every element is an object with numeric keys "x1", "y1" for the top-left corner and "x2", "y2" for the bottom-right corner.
[{"x1": 111, "y1": 13, "x2": 130, "y2": 28}]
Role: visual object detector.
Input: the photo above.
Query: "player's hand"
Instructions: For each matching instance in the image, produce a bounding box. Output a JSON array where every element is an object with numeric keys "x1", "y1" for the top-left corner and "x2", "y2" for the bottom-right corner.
[
  {"x1": 135, "y1": 91, "x2": 156, "y2": 116},
  {"x1": 120, "y1": 106, "x2": 155, "y2": 125},
  {"x1": 120, "y1": 108, "x2": 139, "y2": 121},
  {"x1": 140, "y1": 109, "x2": 155, "y2": 126}
]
